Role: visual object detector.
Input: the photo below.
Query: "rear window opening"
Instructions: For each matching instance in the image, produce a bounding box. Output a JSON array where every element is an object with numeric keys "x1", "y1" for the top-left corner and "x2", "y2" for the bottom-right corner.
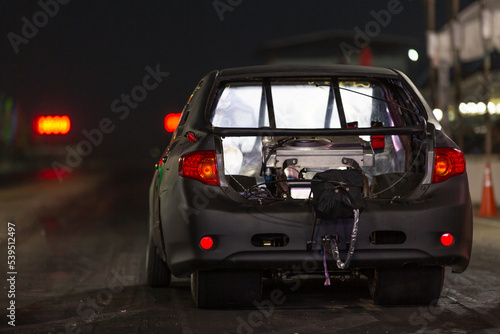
[{"x1": 212, "y1": 78, "x2": 427, "y2": 201}]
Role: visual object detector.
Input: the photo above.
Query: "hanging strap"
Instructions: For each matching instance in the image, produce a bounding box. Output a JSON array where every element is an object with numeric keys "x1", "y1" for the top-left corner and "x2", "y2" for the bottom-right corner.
[
  {"x1": 323, "y1": 244, "x2": 331, "y2": 286},
  {"x1": 329, "y1": 208, "x2": 360, "y2": 270}
]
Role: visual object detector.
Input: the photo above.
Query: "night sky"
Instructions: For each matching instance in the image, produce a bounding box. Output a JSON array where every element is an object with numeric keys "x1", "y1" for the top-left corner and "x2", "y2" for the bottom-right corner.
[{"x1": 0, "y1": 1, "x2": 468, "y2": 159}]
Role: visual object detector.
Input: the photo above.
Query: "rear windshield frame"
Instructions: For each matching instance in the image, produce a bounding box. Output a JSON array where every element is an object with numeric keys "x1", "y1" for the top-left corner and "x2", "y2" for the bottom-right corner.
[{"x1": 210, "y1": 76, "x2": 427, "y2": 137}]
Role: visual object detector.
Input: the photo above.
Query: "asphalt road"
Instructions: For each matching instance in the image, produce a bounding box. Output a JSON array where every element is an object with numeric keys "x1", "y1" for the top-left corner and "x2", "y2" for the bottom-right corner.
[{"x1": 1, "y1": 167, "x2": 500, "y2": 334}]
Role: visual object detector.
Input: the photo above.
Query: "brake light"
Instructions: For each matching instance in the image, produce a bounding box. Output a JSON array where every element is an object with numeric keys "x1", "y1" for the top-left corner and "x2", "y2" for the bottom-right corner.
[
  {"x1": 432, "y1": 148, "x2": 465, "y2": 183},
  {"x1": 178, "y1": 151, "x2": 219, "y2": 185}
]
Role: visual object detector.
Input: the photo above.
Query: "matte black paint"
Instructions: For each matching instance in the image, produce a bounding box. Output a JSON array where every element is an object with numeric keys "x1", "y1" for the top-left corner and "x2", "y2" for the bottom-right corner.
[{"x1": 149, "y1": 65, "x2": 473, "y2": 278}]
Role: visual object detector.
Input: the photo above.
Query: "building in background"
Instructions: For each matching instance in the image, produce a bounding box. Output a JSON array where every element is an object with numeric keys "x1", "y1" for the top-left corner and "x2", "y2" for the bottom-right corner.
[
  {"x1": 428, "y1": 0, "x2": 500, "y2": 155},
  {"x1": 258, "y1": 30, "x2": 419, "y2": 78}
]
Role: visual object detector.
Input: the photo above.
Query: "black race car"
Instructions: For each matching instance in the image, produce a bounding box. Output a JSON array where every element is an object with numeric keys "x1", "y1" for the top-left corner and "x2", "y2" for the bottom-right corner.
[{"x1": 146, "y1": 65, "x2": 472, "y2": 308}]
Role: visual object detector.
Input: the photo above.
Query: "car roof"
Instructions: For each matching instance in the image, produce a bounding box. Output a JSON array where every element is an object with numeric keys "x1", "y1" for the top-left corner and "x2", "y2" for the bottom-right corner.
[{"x1": 217, "y1": 64, "x2": 400, "y2": 80}]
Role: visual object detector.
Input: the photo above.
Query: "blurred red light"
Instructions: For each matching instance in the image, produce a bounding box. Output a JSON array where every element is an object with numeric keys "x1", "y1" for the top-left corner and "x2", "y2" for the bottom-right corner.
[
  {"x1": 36, "y1": 115, "x2": 71, "y2": 135},
  {"x1": 164, "y1": 113, "x2": 181, "y2": 132},
  {"x1": 37, "y1": 168, "x2": 69, "y2": 180},
  {"x1": 200, "y1": 236, "x2": 214, "y2": 250}
]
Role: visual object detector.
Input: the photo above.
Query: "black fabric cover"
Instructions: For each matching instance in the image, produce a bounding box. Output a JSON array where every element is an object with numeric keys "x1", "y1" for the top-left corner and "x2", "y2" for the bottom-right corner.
[{"x1": 311, "y1": 169, "x2": 365, "y2": 219}]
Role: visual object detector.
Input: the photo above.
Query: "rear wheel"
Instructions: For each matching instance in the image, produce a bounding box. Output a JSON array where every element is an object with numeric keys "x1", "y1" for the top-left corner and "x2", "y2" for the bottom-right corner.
[
  {"x1": 368, "y1": 266, "x2": 444, "y2": 305},
  {"x1": 147, "y1": 179, "x2": 171, "y2": 287},
  {"x1": 146, "y1": 235, "x2": 171, "y2": 287},
  {"x1": 191, "y1": 269, "x2": 262, "y2": 308}
]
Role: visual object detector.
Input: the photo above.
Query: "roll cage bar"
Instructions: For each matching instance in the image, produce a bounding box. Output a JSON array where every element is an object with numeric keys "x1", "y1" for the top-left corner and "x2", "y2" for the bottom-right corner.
[{"x1": 211, "y1": 77, "x2": 427, "y2": 137}]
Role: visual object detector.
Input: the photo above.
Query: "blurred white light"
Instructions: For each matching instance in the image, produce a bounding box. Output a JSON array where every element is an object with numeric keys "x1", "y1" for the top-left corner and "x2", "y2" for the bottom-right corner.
[
  {"x1": 459, "y1": 102, "x2": 467, "y2": 113},
  {"x1": 433, "y1": 108, "x2": 443, "y2": 121},
  {"x1": 477, "y1": 102, "x2": 486, "y2": 113},
  {"x1": 496, "y1": 103, "x2": 500, "y2": 114},
  {"x1": 474, "y1": 125, "x2": 487, "y2": 134},
  {"x1": 467, "y1": 102, "x2": 477, "y2": 113},
  {"x1": 488, "y1": 102, "x2": 495, "y2": 113},
  {"x1": 408, "y1": 49, "x2": 419, "y2": 62},
  {"x1": 449, "y1": 109, "x2": 456, "y2": 122}
]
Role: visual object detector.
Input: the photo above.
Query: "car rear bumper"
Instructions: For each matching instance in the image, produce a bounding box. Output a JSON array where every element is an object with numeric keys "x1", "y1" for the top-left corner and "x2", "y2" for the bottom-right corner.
[{"x1": 161, "y1": 175, "x2": 472, "y2": 277}]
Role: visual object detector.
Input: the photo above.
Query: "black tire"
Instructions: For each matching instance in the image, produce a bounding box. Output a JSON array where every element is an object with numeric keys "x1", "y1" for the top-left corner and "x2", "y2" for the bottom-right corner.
[
  {"x1": 368, "y1": 266, "x2": 444, "y2": 305},
  {"x1": 146, "y1": 235, "x2": 171, "y2": 287},
  {"x1": 191, "y1": 269, "x2": 262, "y2": 308}
]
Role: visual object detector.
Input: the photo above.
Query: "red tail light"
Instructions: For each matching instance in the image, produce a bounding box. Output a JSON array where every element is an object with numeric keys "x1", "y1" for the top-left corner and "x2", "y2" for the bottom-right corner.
[
  {"x1": 178, "y1": 151, "x2": 219, "y2": 185},
  {"x1": 432, "y1": 148, "x2": 466, "y2": 183}
]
